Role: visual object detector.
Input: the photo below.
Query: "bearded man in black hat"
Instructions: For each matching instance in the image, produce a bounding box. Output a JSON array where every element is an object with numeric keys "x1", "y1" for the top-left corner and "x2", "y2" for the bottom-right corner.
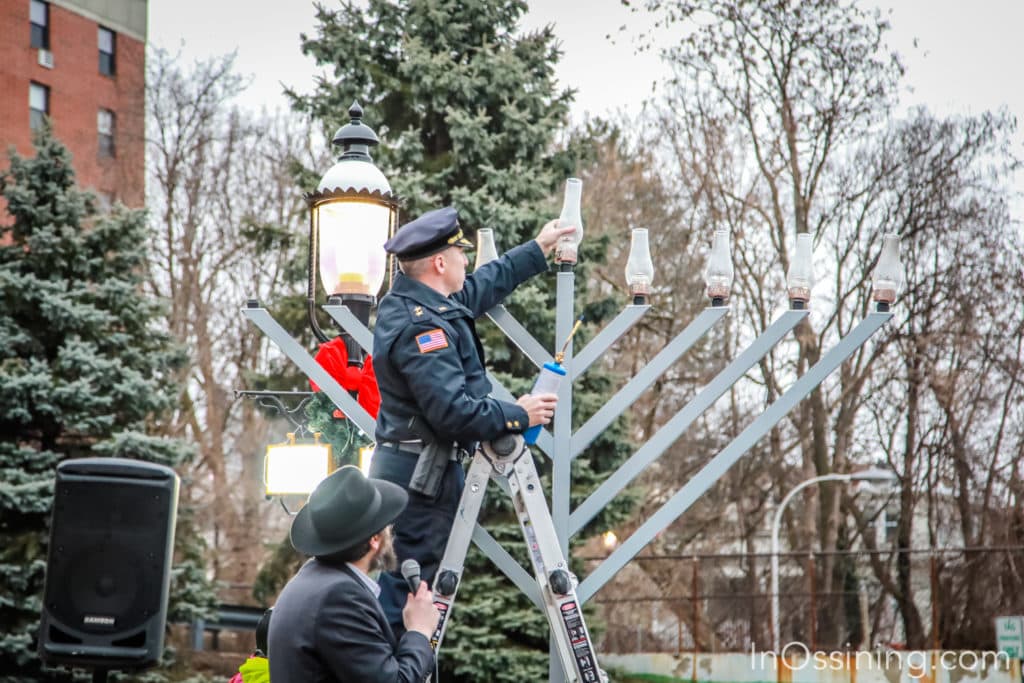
[
  {"x1": 268, "y1": 466, "x2": 438, "y2": 683},
  {"x1": 371, "y1": 206, "x2": 575, "y2": 634}
]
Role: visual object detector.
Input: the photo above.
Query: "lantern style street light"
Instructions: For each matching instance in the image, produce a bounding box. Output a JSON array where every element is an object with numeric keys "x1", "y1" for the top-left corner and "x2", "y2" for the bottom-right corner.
[{"x1": 305, "y1": 102, "x2": 398, "y2": 364}]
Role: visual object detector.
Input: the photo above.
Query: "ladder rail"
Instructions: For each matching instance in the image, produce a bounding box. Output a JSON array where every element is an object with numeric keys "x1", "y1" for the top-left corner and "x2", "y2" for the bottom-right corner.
[
  {"x1": 507, "y1": 452, "x2": 602, "y2": 682},
  {"x1": 429, "y1": 437, "x2": 606, "y2": 683},
  {"x1": 427, "y1": 453, "x2": 492, "y2": 651}
]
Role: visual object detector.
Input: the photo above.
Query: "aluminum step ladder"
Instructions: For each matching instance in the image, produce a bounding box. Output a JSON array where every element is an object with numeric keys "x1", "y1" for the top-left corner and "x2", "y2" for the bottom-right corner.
[{"x1": 428, "y1": 434, "x2": 607, "y2": 683}]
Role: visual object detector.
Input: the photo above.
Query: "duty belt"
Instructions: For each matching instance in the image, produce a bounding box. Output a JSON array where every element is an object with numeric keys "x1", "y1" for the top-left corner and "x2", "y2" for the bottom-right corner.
[{"x1": 377, "y1": 440, "x2": 465, "y2": 461}]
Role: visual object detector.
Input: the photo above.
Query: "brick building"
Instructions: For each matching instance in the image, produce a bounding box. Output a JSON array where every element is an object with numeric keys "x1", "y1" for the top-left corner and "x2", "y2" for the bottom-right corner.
[{"x1": 0, "y1": 0, "x2": 147, "y2": 208}]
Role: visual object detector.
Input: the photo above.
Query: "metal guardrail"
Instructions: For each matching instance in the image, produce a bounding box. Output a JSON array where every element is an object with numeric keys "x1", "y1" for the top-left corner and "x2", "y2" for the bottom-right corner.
[{"x1": 189, "y1": 604, "x2": 268, "y2": 651}]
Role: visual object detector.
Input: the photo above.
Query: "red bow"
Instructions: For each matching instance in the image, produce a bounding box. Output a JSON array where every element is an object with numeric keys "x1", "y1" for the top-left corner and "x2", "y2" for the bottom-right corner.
[{"x1": 309, "y1": 337, "x2": 381, "y2": 418}]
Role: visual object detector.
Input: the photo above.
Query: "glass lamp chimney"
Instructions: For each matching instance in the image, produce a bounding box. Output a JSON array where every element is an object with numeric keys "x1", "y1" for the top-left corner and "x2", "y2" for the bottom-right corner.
[
  {"x1": 872, "y1": 233, "x2": 903, "y2": 311},
  {"x1": 554, "y1": 178, "x2": 583, "y2": 268},
  {"x1": 704, "y1": 228, "x2": 734, "y2": 306},
  {"x1": 786, "y1": 232, "x2": 814, "y2": 309},
  {"x1": 475, "y1": 228, "x2": 499, "y2": 270},
  {"x1": 625, "y1": 228, "x2": 655, "y2": 304}
]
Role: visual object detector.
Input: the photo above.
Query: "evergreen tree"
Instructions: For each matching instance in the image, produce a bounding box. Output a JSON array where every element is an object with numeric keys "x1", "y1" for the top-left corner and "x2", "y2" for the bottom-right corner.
[
  {"x1": 290, "y1": 2, "x2": 635, "y2": 679},
  {"x1": 0, "y1": 126, "x2": 217, "y2": 681}
]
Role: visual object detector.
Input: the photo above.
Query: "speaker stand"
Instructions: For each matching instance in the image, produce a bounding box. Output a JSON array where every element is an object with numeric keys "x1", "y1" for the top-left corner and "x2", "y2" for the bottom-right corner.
[{"x1": 92, "y1": 668, "x2": 108, "y2": 683}]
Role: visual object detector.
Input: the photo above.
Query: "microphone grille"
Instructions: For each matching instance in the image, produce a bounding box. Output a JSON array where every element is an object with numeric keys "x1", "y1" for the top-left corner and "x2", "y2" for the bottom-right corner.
[{"x1": 401, "y1": 558, "x2": 420, "y2": 578}]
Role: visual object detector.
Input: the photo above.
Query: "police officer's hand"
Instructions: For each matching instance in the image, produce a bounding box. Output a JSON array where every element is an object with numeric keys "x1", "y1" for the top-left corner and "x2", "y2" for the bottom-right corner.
[
  {"x1": 534, "y1": 219, "x2": 577, "y2": 256},
  {"x1": 517, "y1": 393, "x2": 558, "y2": 427},
  {"x1": 403, "y1": 580, "x2": 440, "y2": 639}
]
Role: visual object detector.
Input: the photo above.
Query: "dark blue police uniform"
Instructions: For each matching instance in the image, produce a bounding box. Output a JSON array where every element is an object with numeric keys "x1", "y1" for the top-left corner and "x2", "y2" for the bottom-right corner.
[{"x1": 369, "y1": 206, "x2": 549, "y2": 633}]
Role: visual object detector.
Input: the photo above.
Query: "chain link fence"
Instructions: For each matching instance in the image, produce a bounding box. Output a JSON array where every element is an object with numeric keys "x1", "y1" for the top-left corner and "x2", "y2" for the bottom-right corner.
[{"x1": 585, "y1": 546, "x2": 1024, "y2": 654}]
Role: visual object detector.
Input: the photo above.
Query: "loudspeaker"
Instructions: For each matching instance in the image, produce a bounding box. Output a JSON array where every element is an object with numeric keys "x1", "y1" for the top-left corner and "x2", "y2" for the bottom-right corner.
[{"x1": 39, "y1": 457, "x2": 179, "y2": 670}]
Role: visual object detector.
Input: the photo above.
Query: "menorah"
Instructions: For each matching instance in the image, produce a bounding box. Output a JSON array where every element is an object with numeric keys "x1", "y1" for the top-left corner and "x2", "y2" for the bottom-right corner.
[{"x1": 244, "y1": 216, "x2": 901, "y2": 680}]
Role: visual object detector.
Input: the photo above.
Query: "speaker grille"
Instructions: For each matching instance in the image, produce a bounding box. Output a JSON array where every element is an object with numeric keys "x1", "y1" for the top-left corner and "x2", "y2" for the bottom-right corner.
[{"x1": 45, "y1": 478, "x2": 172, "y2": 634}]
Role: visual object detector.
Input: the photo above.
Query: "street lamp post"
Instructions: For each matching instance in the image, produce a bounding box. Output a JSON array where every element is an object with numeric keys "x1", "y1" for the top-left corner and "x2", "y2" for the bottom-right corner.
[
  {"x1": 305, "y1": 101, "x2": 398, "y2": 364},
  {"x1": 770, "y1": 468, "x2": 898, "y2": 652},
  {"x1": 251, "y1": 102, "x2": 397, "y2": 498}
]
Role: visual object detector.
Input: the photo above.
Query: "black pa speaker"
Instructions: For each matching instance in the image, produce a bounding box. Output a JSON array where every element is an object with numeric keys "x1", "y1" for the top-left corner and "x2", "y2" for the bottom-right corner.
[{"x1": 39, "y1": 457, "x2": 179, "y2": 670}]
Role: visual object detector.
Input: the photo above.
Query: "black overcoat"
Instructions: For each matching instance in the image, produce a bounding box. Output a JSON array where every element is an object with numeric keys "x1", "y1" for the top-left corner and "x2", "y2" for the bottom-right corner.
[{"x1": 268, "y1": 559, "x2": 434, "y2": 683}]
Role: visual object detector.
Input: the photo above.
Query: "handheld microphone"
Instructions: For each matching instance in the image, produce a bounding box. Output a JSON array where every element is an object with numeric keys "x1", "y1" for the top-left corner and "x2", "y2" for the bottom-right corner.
[{"x1": 401, "y1": 559, "x2": 421, "y2": 594}]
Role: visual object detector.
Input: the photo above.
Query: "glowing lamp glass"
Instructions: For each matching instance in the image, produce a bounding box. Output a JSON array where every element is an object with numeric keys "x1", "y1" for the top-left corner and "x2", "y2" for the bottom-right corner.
[
  {"x1": 264, "y1": 442, "x2": 333, "y2": 496},
  {"x1": 315, "y1": 199, "x2": 391, "y2": 296}
]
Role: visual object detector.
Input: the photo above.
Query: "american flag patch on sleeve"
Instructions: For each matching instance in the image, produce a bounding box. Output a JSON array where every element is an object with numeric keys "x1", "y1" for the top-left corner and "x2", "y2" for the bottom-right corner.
[{"x1": 416, "y1": 328, "x2": 448, "y2": 353}]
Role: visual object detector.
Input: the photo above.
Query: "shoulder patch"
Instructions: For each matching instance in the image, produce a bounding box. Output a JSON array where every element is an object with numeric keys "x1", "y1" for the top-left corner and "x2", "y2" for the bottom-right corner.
[{"x1": 415, "y1": 328, "x2": 449, "y2": 354}]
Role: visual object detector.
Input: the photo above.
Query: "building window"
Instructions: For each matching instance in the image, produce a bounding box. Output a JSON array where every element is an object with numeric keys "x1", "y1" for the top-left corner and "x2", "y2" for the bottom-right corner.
[
  {"x1": 98, "y1": 109, "x2": 115, "y2": 157},
  {"x1": 98, "y1": 26, "x2": 115, "y2": 76},
  {"x1": 30, "y1": 0, "x2": 49, "y2": 49},
  {"x1": 30, "y1": 82, "x2": 49, "y2": 130}
]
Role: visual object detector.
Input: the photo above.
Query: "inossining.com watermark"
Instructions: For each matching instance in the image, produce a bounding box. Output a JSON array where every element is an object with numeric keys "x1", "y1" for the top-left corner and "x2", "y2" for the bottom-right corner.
[{"x1": 751, "y1": 643, "x2": 1011, "y2": 678}]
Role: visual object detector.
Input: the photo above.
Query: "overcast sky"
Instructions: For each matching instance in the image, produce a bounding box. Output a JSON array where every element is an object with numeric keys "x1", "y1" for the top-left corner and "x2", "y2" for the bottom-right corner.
[{"x1": 148, "y1": 0, "x2": 1022, "y2": 206}]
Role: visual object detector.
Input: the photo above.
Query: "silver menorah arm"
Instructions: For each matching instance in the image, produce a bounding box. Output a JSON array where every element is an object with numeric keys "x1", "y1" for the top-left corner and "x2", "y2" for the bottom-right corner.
[
  {"x1": 323, "y1": 304, "x2": 373, "y2": 353},
  {"x1": 487, "y1": 304, "x2": 553, "y2": 369},
  {"x1": 243, "y1": 305, "x2": 375, "y2": 436},
  {"x1": 569, "y1": 308, "x2": 809, "y2": 536},
  {"x1": 571, "y1": 304, "x2": 650, "y2": 379},
  {"x1": 577, "y1": 309, "x2": 893, "y2": 602},
  {"x1": 571, "y1": 306, "x2": 730, "y2": 459}
]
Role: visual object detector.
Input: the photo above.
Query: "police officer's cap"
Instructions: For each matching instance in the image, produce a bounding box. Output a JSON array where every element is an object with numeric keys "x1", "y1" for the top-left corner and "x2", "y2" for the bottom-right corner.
[{"x1": 385, "y1": 206, "x2": 474, "y2": 261}]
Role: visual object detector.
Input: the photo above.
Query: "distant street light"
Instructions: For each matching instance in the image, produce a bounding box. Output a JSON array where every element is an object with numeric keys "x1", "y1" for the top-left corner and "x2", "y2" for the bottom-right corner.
[{"x1": 770, "y1": 468, "x2": 898, "y2": 651}]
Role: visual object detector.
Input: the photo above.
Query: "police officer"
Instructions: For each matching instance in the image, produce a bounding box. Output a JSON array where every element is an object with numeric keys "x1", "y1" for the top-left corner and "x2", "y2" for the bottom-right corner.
[{"x1": 370, "y1": 206, "x2": 574, "y2": 633}]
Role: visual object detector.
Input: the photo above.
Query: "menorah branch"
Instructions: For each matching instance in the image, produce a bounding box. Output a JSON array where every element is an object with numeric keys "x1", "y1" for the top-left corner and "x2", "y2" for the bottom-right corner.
[
  {"x1": 578, "y1": 310, "x2": 893, "y2": 602},
  {"x1": 243, "y1": 305, "x2": 375, "y2": 436}
]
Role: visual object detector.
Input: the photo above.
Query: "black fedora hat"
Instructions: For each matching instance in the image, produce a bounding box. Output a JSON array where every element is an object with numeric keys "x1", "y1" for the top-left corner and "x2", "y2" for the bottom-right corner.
[{"x1": 290, "y1": 465, "x2": 407, "y2": 557}]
